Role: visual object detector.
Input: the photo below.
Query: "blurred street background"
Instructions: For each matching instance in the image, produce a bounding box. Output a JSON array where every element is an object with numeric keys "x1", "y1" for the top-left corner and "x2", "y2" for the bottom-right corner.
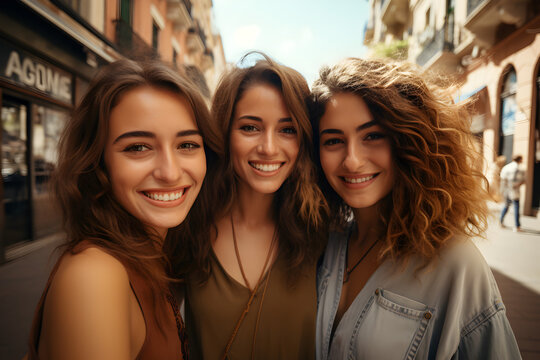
[{"x1": 1, "y1": 0, "x2": 539, "y2": 359}]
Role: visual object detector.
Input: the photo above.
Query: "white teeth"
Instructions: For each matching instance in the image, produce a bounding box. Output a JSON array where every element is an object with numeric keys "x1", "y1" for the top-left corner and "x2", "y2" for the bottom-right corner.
[
  {"x1": 144, "y1": 190, "x2": 184, "y2": 201},
  {"x1": 250, "y1": 162, "x2": 281, "y2": 172},
  {"x1": 343, "y1": 175, "x2": 375, "y2": 184}
]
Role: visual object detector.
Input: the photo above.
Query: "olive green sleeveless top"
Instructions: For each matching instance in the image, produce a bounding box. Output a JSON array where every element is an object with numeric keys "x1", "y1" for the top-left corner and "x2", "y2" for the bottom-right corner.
[{"x1": 185, "y1": 251, "x2": 316, "y2": 360}]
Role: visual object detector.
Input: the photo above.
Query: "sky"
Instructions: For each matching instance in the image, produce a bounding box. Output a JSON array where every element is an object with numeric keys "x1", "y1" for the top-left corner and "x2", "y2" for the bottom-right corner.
[{"x1": 212, "y1": 0, "x2": 370, "y2": 86}]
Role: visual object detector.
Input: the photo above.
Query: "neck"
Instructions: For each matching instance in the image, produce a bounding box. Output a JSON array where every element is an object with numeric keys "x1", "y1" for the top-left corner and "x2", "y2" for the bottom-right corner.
[
  {"x1": 352, "y1": 203, "x2": 384, "y2": 246},
  {"x1": 233, "y1": 182, "x2": 275, "y2": 227}
]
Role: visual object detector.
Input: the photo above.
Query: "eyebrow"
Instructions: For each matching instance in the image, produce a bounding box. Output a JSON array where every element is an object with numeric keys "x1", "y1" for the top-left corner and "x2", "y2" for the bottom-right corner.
[
  {"x1": 237, "y1": 115, "x2": 293, "y2": 123},
  {"x1": 320, "y1": 120, "x2": 378, "y2": 136},
  {"x1": 112, "y1": 129, "x2": 201, "y2": 144}
]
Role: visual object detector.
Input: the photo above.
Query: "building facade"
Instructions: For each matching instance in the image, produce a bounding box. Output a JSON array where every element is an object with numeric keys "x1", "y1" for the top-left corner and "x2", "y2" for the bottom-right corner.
[
  {"x1": 0, "y1": 0, "x2": 225, "y2": 262},
  {"x1": 364, "y1": 0, "x2": 540, "y2": 215}
]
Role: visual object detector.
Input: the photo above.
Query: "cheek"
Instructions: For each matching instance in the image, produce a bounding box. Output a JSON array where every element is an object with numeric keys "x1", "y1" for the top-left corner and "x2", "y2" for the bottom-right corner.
[
  {"x1": 287, "y1": 140, "x2": 300, "y2": 162},
  {"x1": 320, "y1": 151, "x2": 337, "y2": 177},
  {"x1": 186, "y1": 154, "x2": 207, "y2": 184}
]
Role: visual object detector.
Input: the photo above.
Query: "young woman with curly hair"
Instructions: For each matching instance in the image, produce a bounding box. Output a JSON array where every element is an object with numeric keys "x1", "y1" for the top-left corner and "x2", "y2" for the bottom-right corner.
[
  {"x1": 311, "y1": 58, "x2": 520, "y2": 359},
  {"x1": 179, "y1": 53, "x2": 326, "y2": 360},
  {"x1": 27, "y1": 59, "x2": 217, "y2": 360}
]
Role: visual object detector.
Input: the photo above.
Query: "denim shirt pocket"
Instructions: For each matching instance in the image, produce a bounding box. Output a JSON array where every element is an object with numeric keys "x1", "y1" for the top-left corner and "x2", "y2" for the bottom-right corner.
[{"x1": 348, "y1": 288, "x2": 434, "y2": 360}]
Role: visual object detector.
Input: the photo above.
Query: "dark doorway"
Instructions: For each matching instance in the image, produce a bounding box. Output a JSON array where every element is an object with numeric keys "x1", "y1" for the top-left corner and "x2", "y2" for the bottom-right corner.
[{"x1": 1, "y1": 96, "x2": 32, "y2": 248}]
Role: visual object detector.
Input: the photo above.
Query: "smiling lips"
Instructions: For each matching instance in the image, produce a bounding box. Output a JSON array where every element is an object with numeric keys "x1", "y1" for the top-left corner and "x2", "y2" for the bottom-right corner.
[
  {"x1": 341, "y1": 173, "x2": 378, "y2": 184},
  {"x1": 142, "y1": 187, "x2": 188, "y2": 202},
  {"x1": 249, "y1": 161, "x2": 283, "y2": 172}
]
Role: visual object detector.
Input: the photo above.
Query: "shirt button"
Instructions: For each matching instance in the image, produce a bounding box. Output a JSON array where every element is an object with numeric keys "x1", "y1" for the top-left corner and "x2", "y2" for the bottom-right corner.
[
  {"x1": 375, "y1": 288, "x2": 380, "y2": 295},
  {"x1": 424, "y1": 311, "x2": 432, "y2": 320}
]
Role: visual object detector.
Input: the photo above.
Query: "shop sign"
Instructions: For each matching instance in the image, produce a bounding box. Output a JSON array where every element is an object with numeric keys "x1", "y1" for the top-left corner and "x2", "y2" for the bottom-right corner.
[{"x1": 0, "y1": 40, "x2": 72, "y2": 104}]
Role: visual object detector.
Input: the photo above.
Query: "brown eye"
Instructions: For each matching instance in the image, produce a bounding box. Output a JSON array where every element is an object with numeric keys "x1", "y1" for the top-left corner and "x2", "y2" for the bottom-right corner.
[{"x1": 123, "y1": 144, "x2": 150, "y2": 152}]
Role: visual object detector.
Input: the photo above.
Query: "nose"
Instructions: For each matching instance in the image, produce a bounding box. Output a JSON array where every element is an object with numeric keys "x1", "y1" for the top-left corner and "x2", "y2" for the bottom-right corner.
[
  {"x1": 257, "y1": 130, "x2": 278, "y2": 156},
  {"x1": 342, "y1": 142, "x2": 366, "y2": 172},
  {"x1": 153, "y1": 149, "x2": 183, "y2": 183}
]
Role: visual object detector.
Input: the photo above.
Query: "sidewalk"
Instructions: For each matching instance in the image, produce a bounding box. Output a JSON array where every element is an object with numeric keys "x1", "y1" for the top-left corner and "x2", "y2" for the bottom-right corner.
[
  {"x1": 0, "y1": 233, "x2": 64, "y2": 360},
  {"x1": 474, "y1": 202, "x2": 540, "y2": 360}
]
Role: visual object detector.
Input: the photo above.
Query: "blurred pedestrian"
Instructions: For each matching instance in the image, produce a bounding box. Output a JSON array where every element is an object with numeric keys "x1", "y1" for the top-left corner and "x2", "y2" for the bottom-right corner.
[
  {"x1": 26, "y1": 59, "x2": 217, "y2": 360},
  {"x1": 500, "y1": 155, "x2": 526, "y2": 231},
  {"x1": 311, "y1": 58, "x2": 520, "y2": 359},
  {"x1": 487, "y1": 155, "x2": 507, "y2": 202}
]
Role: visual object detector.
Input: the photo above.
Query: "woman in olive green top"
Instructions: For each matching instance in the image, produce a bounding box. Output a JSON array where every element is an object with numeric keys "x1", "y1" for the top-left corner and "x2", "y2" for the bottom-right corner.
[{"x1": 176, "y1": 53, "x2": 327, "y2": 359}]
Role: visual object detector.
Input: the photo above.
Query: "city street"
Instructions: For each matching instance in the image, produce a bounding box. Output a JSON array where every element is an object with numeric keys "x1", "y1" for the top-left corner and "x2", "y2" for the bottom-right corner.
[
  {"x1": 475, "y1": 202, "x2": 540, "y2": 360},
  {"x1": 0, "y1": 203, "x2": 539, "y2": 359}
]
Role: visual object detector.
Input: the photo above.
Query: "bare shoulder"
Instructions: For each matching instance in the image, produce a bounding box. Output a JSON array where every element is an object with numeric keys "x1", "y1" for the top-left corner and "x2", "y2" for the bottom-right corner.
[
  {"x1": 39, "y1": 246, "x2": 135, "y2": 360},
  {"x1": 55, "y1": 246, "x2": 129, "y2": 284}
]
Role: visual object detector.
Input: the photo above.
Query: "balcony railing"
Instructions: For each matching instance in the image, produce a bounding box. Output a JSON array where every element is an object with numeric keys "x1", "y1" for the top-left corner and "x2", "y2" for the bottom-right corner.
[
  {"x1": 467, "y1": 0, "x2": 487, "y2": 17},
  {"x1": 167, "y1": 0, "x2": 193, "y2": 30},
  {"x1": 188, "y1": 20, "x2": 207, "y2": 49},
  {"x1": 416, "y1": 27, "x2": 454, "y2": 67},
  {"x1": 114, "y1": 18, "x2": 158, "y2": 60}
]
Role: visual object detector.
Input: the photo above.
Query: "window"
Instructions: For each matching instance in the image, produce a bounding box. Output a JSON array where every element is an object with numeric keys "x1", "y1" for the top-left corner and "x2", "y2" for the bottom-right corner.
[
  {"x1": 120, "y1": 0, "x2": 132, "y2": 25},
  {"x1": 152, "y1": 21, "x2": 160, "y2": 51},
  {"x1": 499, "y1": 67, "x2": 517, "y2": 162}
]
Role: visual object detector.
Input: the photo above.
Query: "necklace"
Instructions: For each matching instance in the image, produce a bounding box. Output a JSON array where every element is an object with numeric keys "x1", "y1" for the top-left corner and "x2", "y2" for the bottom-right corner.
[
  {"x1": 343, "y1": 235, "x2": 379, "y2": 284},
  {"x1": 221, "y1": 214, "x2": 277, "y2": 360},
  {"x1": 166, "y1": 291, "x2": 189, "y2": 360}
]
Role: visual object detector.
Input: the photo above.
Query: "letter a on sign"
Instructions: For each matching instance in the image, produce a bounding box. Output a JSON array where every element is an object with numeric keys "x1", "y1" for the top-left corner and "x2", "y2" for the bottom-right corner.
[{"x1": 5, "y1": 51, "x2": 23, "y2": 79}]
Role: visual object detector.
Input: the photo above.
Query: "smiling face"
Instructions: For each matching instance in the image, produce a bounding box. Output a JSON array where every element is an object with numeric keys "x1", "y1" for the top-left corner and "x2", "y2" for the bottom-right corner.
[
  {"x1": 230, "y1": 83, "x2": 299, "y2": 196},
  {"x1": 104, "y1": 86, "x2": 206, "y2": 238},
  {"x1": 319, "y1": 92, "x2": 394, "y2": 210}
]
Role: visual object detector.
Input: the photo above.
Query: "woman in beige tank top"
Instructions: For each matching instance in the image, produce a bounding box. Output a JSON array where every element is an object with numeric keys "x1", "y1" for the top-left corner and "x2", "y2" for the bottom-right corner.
[
  {"x1": 26, "y1": 59, "x2": 218, "y2": 360},
  {"x1": 175, "y1": 53, "x2": 327, "y2": 360}
]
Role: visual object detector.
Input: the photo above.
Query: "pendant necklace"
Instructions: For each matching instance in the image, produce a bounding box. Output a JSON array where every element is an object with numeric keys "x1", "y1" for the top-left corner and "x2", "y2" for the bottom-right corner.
[
  {"x1": 221, "y1": 213, "x2": 277, "y2": 360},
  {"x1": 343, "y1": 236, "x2": 379, "y2": 284}
]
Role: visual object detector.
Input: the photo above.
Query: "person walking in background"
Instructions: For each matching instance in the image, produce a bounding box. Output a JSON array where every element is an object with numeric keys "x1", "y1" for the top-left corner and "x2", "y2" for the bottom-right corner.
[
  {"x1": 500, "y1": 155, "x2": 526, "y2": 232},
  {"x1": 488, "y1": 155, "x2": 507, "y2": 202}
]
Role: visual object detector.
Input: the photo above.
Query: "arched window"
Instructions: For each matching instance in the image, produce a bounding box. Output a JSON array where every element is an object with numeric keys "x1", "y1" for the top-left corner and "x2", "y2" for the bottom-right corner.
[{"x1": 499, "y1": 67, "x2": 517, "y2": 163}]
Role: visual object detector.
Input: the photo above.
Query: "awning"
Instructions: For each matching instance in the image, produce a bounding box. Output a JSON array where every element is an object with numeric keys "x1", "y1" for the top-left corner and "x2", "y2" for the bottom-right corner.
[
  {"x1": 19, "y1": 0, "x2": 117, "y2": 63},
  {"x1": 454, "y1": 85, "x2": 487, "y2": 103}
]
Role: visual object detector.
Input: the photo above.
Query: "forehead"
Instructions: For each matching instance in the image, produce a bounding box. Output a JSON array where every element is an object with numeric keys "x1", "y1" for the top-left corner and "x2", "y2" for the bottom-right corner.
[
  {"x1": 236, "y1": 83, "x2": 286, "y2": 108},
  {"x1": 109, "y1": 86, "x2": 197, "y2": 132},
  {"x1": 320, "y1": 93, "x2": 373, "y2": 130}
]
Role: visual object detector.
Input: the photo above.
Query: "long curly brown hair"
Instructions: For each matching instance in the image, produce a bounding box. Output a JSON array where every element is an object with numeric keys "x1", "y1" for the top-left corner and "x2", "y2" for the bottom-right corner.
[
  {"x1": 52, "y1": 59, "x2": 218, "y2": 300},
  {"x1": 311, "y1": 58, "x2": 489, "y2": 266},
  {"x1": 176, "y1": 53, "x2": 327, "y2": 280}
]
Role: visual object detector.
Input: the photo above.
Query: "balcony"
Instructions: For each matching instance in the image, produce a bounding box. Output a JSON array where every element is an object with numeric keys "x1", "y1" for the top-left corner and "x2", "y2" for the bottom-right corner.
[
  {"x1": 380, "y1": 0, "x2": 409, "y2": 36},
  {"x1": 465, "y1": 0, "x2": 529, "y2": 47},
  {"x1": 114, "y1": 18, "x2": 158, "y2": 60},
  {"x1": 186, "y1": 20, "x2": 206, "y2": 53},
  {"x1": 200, "y1": 48, "x2": 214, "y2": 72},
  {"x1": 416, "y1": 27, "x2": 458, "y2": 71},
  {"x1": 167, "y1": 0, "x2": 192, "y2": 31}
]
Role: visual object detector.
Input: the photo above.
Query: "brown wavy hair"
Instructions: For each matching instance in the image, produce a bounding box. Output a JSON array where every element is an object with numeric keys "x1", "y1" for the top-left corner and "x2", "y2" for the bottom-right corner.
[
  {"x1": 311, "y1": 58, "x2": 489, "y2": 265},
  {"x1": 176, "y1": 53, "x2": 327, "y2": 280},
  {"x1": 52, "y1": 59, "x2": 218, "y2": 301}
]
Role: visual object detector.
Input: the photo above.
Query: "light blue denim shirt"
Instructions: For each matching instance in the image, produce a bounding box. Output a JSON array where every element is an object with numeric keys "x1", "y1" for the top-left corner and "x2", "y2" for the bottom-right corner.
[{"x1": 316, "y1": 228, "x2": 521, "y2": 360}]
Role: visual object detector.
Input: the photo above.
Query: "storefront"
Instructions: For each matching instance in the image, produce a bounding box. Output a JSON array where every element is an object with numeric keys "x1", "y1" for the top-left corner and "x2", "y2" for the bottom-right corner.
[{"x1": 0, "y1": 1, "x2": 112, "y2": 262}]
